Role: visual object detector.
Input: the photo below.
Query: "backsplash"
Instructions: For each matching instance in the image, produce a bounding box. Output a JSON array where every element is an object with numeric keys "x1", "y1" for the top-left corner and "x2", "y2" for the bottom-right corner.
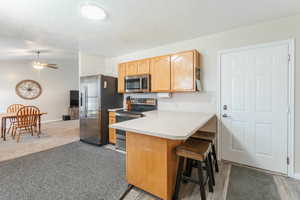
[{"x1": 124, "y1": 92, "x2": 216, "y2": 113}]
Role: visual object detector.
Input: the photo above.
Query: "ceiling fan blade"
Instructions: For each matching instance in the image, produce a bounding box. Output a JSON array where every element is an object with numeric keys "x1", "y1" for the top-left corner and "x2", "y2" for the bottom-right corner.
[
  {"x1": 40, "y1": 63, "x2": 56, "y2": 66},
  {"x1": 39, "y1": 63, "x2": 58, "y2": 69},
  {"x1": 45, "y1": 65, "x2": 59, "y2": 69}
]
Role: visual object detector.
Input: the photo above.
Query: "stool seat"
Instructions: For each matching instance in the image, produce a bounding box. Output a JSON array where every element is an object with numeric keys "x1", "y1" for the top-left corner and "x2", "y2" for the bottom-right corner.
[
  {"x1": 191, "y1": 131, "x2": 216, "y2": 142},
  {"x1": 176, "y1": 138, "x2": 211, "y2": 161},
  {"x1": 191, "y1": 131, "x2": 219, "y2": 173}
]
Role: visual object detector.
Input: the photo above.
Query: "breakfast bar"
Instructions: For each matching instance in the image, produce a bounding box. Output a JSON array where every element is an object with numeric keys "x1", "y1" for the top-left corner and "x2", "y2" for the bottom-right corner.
[{"x1": 110, "y1": 111, "x2": 216, "y2": 200}]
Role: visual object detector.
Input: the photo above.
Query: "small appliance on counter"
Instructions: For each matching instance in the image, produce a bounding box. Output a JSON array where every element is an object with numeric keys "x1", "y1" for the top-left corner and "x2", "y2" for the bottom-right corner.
[
  {"x1": 115, "y1": 97, "x2": 157, "y2": 151},
  {"x1": 80, "y1": 75, "x2": 123, "y2": 146}
]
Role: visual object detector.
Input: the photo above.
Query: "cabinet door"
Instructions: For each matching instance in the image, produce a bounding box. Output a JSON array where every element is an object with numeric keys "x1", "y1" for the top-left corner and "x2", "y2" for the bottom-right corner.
[
  {"x1": 150, "y1": 56, "x2": 171, "y2": 92},
  {"x1": 137, "y1": 59, "x2": 150, "y2": 75},
  {"x1": 118, "y1": 63, "x2": 126, "y2": 93},
  {"x1": 126, "y1": 61, "x2": 138, "y2": 76},
  {"x1": 171, "y1": 51, "x2": 195, "y2": 91}
]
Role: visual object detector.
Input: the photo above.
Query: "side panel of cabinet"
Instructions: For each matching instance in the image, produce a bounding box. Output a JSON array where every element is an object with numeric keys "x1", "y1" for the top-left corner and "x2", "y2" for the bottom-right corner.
[
  {"x1": 109, "y1": 115, "x2": 116, "y2": 144},
  {"x1": 118, "y1": 63, "x2": 126, "y2": 93},
  {"x1": 150, "y1": 56, "x2": 171, "y2": 92},
  {"x1": 126, "y1": 61, "x2": 138, "y2": 76},
  {"x1": 171, "y1": 51, "x2": 195, "y2": 92}
]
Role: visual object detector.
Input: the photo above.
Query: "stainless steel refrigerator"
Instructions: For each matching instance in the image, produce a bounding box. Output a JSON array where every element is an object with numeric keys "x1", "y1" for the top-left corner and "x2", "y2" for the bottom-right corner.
[{"x1": 80, "y1": 75, "x2": 123, "y2": 146}]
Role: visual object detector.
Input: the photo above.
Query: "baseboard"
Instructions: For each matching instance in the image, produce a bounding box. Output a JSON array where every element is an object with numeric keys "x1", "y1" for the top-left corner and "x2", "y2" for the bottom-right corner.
[
  {"x1": 41, "y1": 119, "x2": 62, "y2": 124},
  {"x1": 293, "y1": 173, "x2": 300, "y2": 180}
]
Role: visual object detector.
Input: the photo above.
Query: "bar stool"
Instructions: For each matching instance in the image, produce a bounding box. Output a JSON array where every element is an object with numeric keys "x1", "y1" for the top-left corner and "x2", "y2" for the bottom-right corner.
[
  {"x1": 173, "y1": 138, "x2": 215, "y2": 200},
  {"x1": 191, "y1": 131, "x2": 219, "y2": 173}
]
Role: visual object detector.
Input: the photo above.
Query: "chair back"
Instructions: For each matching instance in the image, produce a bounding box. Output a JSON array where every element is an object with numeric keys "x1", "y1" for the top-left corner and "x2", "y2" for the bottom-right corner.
[
  {"x1": 7, "y1": 104, "x2": 24, "y2": 123},
  {"x1": 7, "y1": 104, "x2": 24, "y2": 113},
  {"x1": 16, "y1": 106, "x2": 40, "y2": 127}
]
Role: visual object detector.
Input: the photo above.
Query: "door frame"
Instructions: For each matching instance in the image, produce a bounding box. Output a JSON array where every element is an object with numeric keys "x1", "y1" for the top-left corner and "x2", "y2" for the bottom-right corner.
[{"x1": 217, "y1": 39, "x2": 295, "y2": 178}]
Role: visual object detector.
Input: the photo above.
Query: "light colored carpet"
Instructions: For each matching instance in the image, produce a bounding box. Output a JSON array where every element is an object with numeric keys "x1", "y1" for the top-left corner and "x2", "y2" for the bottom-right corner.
[{"x1": 0, "y1": 120, "x2": 79, "y2": 162}]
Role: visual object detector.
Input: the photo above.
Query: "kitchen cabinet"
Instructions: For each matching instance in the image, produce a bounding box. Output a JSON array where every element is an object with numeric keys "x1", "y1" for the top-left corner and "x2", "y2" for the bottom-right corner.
[
  {"x1": 117, "y1": 50, "x2": 200, "y2": 93},
  {"x1": 150, "y1": 55, "x2": 171, "y2": 92},
  {"x1": 126, "y1": 59, "x2": 150, "y2": 76},
  {"x1": 126, "y1": 132, "x2": 182, "y2": 200},
  {"x1": 137, "y1": 59, "x2": 150, "y2": 74},
  {"x1": 118, "y1": 63, "x2": 126, "y2": 93},
  {"x1": 171, "y1": 50, "x2": 199, "y2": 92},
  {"x1": 126, "y1": 61, "x2": 138, "y2": 76},
  {"x1": 108, "y1": 112, "x2": 116, "y2": 144}
]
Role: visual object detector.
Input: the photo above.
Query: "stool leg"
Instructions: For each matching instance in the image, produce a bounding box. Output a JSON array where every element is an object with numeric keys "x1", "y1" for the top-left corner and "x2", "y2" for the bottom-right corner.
[
  {"x1": 197, "y1": 161, "x2": 207, "y2": 200},
  {"x1": 205, "y1": 156, "x2": 214, "y2": 193},
  {"x1": 173, "y1": 157, "x2": 184, "y2": 200},
  {"x1": 184, "y1": 158, "x2": 193, "y2": 178},
  {"x1": 208, "y1": 152, "x2": 215, "y2": 186},
  {"x1": 212, "y1": 144, "x2": 219, "y2": 173}
]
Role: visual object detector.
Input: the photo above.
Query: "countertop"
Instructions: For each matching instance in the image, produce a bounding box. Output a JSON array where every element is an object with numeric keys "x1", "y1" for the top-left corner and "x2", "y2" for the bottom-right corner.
[
  {"x1": 108, "y1": 108, "x2": 123, "y2": 112},
  {"x1": 110, "y1": 110, "x2": 215, "y2": 140}
]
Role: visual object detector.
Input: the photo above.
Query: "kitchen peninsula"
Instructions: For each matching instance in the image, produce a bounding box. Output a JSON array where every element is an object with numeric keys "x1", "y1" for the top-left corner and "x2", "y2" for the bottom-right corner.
[{"x1": 110, "y1": 111, "x2": 215, "y2": 200}]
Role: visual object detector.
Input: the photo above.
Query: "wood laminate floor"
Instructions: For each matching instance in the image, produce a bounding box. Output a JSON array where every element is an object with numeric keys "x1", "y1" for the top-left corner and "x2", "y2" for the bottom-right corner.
[{"x1": 123, "y1": 162, "x2": 300, "y2": 200}]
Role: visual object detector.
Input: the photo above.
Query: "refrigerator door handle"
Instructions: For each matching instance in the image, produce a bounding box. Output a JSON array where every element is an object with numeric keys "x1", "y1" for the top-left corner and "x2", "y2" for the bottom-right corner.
[{"x1": 85, "y1": 87, "x2": 88, "y2": 118}]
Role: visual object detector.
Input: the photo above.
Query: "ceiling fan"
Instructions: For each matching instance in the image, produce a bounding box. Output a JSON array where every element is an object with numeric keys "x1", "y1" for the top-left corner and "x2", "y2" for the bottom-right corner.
[{"x1": 33, "y1": 51, "x2": 58, "y2": 70}]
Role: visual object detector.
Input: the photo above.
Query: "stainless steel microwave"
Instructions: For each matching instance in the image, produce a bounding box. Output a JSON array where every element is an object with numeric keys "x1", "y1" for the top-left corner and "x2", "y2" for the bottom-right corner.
[{"x1": 125, "y1": 74, "x2": 150, "y2": 93}]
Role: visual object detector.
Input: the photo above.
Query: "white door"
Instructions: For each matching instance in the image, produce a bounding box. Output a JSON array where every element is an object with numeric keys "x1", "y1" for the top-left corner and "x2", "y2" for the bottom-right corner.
[{"x1": 220, "y1": 42, "x2": 290, "y2": 174}]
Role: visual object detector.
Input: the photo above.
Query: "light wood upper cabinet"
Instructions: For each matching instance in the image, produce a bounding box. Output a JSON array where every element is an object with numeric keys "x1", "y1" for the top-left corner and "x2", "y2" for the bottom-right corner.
[
  {"x1": 171, "y1": 50, "x2": 197, "y2": 92},
  {"x1": 150, "y1": 56, "x2": 171, "y2": 92},
  {"x1": 137, "y1": 59, "x2": 150, "y2": 75},
  {"x1": 118, "y1": 63, "x2": 126, "y2": 93},
  {"x1": 126, "y1": 61, "x2": 138, "y2": 76},
  {"x1": 117, "y1": 50, "x2": 200, "y2": 93}
]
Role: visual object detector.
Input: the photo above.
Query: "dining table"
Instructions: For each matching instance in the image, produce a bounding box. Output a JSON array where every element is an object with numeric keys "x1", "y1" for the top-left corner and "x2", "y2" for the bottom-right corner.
[{"x1": 0, "y1": 112, "x2": 47, "y2": 141}]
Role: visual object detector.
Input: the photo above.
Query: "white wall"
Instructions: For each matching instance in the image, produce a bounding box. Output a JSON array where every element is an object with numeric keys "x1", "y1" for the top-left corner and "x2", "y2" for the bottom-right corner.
[
  {"x1": 79, "y1": 51, "x2": 108, "y2": 76},
  {"x1": 0, "y1": 59, "x2": 79, "y2": 122},
  {"x1": 104, "y1": 15, "x2": 300, "y2": 174}
]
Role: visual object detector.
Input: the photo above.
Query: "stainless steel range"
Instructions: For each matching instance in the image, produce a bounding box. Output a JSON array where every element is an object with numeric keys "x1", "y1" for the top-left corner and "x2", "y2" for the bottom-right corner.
[{"x1": 115, "y1": 98, "x2": 157, "y2": 151}]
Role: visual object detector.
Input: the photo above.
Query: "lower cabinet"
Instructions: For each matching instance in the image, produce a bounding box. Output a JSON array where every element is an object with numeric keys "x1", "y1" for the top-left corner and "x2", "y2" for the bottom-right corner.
[{"x1": 109, "y1": 112, "x2": 116, "y2": 144}]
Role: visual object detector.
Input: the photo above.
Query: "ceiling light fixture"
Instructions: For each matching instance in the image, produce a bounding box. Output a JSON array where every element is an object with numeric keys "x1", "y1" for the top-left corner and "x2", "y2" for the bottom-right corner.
[
  {"x1": 33, "y1": 61, "x2": 44, "y2": 70},
  {"x1": 33, "y1": 51, "x2": 44, "y2": 70},
  {"x1": 80, "y1": 3, "x2": 107, "y2": 20}
]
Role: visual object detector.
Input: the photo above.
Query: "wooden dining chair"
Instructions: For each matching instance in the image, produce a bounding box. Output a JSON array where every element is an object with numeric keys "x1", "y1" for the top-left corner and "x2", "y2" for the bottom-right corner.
[
  {"x1": 6, "y1": 104, "x2": 24, "y2": 135},
  {"x1": 12, "y1": 106, "x2": 40, "y2": 143}
]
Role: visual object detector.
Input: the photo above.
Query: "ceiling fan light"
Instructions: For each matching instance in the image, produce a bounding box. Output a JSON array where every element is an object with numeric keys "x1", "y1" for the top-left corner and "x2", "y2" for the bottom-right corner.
[
  {"x1": 33, "y1": 62, "x2": 44, "y2": 70},
  {"x1": 80, "y1": 4, "x2": 106, "y2": 20}
]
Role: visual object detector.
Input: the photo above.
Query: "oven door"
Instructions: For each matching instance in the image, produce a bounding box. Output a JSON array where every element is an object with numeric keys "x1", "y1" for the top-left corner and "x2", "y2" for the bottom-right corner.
[
  {"x1": 115, "y1": 113, "x2": 143, "y2": 151},
  {"x1": 125, "y1": 75, "x2": 150, "y2": 93}
]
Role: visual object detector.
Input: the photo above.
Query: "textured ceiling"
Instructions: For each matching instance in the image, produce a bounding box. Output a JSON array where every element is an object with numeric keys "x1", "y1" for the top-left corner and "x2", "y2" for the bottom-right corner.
[{"x1": 0, "y1": 0, "x2": 300, "y2": 60}]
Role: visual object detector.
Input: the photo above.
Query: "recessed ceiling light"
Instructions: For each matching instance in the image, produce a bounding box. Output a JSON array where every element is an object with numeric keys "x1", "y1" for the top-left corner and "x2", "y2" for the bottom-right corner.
[{"x1": 80, "y1": 3, "x2": 107, "y2": 20}]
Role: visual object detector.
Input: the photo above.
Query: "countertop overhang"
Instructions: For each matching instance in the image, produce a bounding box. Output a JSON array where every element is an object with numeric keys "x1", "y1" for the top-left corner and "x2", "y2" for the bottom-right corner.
[{"x1": 110, "y1": 110, "x2": 215, "y2": 140}]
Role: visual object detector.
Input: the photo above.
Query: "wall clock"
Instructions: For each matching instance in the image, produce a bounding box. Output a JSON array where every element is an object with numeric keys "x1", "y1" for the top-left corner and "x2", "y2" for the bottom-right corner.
[{"x1": 15, "y1": 80, "x2": 42, "y2": 100}]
